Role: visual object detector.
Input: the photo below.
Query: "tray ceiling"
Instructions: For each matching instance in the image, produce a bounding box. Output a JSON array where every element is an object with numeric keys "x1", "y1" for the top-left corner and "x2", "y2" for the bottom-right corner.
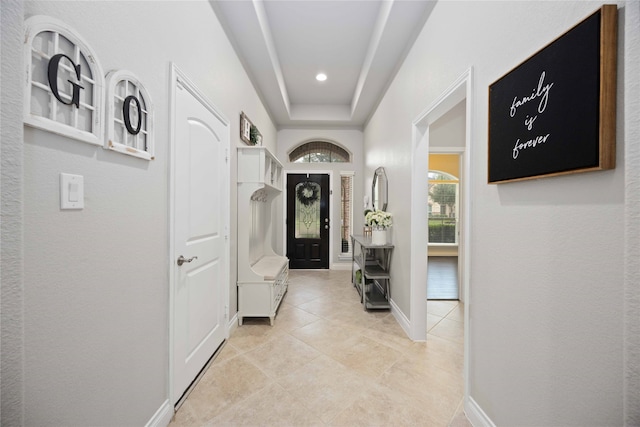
[{"x1": 211, "y1": 0, "x2": 436, "y2": 128}]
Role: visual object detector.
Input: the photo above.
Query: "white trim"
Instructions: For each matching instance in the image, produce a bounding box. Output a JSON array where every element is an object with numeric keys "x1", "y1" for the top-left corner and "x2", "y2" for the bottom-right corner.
[
  {"x1": 429, "y1": 146, "x2": 465, "y2": 153},
  {"x1": 411, "y1": 67, "x2": 472, "y2": 334},
  {"x1": 411, "y1": 66, "x2": 474, "y2": 409},
  {"x1": 23, "y1": 15, "x2": 104, "y2": 146},
  {"x1": 331, "y1": 262, "x2": 352, "y2": 270},
  {"x1": 328, "y1": 171, "x2": 335, "y2": 267},
  {"x1": 227, "y1": 312, "x2": 239, "y2": 336},
  {"x1": 168, "y1": 63, "x2": 231, "y2": 406},
  {"x1": 409, "y1": 114, "x2": 429, "y2": 341},
  {"x1": 462, "y1": 70, "x2": 474, "y2": 409},
  {"x1": 465, "y1": 396, "x2": 497, "y2": 427},
  {"x1": 390, "y1": 298, "x2": 415, "y2": 341},
  {"x1": 252, "y1": 0, "x2": 291, "y2": 115},
  {"x1": 144, "y1": 399, "x2": 173, "y2": 427},
  {"x1": 350, "y1": 0, "x2": 393, "y2": 118},
  {"x1": 168, "y1": 64, "x2": 178, "y2": 410},
  {"x1": 410, "y1": 69, "x2": 473, "y2": 340},
  {"x1": 413, "y1": 70, "x2": 471, "y2": 125}
]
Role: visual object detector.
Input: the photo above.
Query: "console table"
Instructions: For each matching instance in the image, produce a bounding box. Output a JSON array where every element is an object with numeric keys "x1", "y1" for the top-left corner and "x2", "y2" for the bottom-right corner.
[{"x1": 351, "y1": 235, "x2": 393, "y2": 310}]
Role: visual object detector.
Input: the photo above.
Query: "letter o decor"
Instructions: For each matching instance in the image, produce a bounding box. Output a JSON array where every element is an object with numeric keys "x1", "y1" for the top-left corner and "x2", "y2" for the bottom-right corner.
[
  {"x1": 23, "y1": 15, "x2": 104, "y2": 145},
  {"x1": 105, "y1": 70, "x2": 154, "y2": 160},
  {"x1": 123, "y1": 96, "x2": 142, "y2": 135}
]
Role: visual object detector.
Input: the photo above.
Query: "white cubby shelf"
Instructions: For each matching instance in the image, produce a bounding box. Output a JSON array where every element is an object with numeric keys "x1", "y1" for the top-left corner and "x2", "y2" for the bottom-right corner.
[{"x1": 237, "y1": 147, "x2": 288, "y2": 325}]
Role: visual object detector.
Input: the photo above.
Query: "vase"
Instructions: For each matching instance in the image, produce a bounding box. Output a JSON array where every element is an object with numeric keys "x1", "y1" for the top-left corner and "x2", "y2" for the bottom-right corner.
[{"x1": 371, "y1": 228, "x2": 387, "y2": 245}]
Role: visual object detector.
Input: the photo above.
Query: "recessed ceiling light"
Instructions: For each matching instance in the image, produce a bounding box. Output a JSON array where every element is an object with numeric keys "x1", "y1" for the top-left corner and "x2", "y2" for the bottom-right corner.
[{"x1": 316, "y1": 73, "x2": 327, "y2": 82}]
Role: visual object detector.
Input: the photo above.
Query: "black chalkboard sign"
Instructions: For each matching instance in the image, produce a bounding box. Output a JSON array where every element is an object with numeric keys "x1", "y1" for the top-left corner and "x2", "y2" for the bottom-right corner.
[{"x1": 488, "y1": 5, "x2": 617, "y2": 183}]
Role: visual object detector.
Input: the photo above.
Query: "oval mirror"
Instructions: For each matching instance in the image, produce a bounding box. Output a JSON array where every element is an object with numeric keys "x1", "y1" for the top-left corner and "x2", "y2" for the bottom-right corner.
[{"x1": 371, "y1": 167, "x2": 388, "y2": 211}]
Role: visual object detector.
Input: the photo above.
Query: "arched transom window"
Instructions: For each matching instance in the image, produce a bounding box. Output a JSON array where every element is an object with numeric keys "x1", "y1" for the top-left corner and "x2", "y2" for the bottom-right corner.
[{"x1": 289, "y1": 141, "x2": 350, "y2": 163}]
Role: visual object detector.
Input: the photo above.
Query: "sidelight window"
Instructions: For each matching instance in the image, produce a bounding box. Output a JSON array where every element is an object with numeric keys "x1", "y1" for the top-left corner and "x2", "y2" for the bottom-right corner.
[{"x1": 340, "y1": 173, "x2": 354, "y2": 255}]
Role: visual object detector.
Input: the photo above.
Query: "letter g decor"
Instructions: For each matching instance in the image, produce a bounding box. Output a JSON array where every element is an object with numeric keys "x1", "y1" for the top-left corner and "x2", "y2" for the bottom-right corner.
[
  {"x1": 47, "y1": 53, "x2": 84, "y2": 108},
  {"x1": 24, "y1": 15, "x2": 104, "y2": 146}
]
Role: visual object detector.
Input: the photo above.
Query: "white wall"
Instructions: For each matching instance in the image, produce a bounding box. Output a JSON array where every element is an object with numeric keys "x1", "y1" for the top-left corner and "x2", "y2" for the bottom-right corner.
[
  {"x1": 429, "y1": 100, "x2": 465, "y2": 151},
  {"x1": 365, "y1": 1, "x2": 639, "y2": 425},
  {"x1": 277, "y1": 129, "x2": 364, "y2": 267},
  {"x1": 1, "y1": 1, "x2": 275, "y2": 425},
  {"x1": 623, "y1": 1, "x2": 640, "y2": 423},
  {"x1": 1, "y1": 1, "x2": 26, "y2": 425}
]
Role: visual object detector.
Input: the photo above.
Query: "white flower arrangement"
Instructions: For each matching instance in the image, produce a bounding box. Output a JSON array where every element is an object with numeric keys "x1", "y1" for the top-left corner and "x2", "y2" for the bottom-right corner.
[{"x1": 365, "y1": 209, "x2": 392, "y2": 230}]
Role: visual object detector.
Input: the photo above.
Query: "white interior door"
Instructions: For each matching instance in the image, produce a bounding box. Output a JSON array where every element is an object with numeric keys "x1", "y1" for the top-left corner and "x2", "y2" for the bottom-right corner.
[{"x1": 172, "y1": 72, "x2": 228, "y2": 404}]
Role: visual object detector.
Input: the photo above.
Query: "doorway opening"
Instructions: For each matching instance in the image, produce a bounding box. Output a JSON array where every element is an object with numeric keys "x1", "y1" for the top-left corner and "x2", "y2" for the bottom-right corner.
[
  {"x1": 411, "y1": 67, "x2": 473, "y2": 417},
  {"x1": 410, "y1": 70, "x2": 471, "y2": 339},
  {"x1": 427, "y1": 154, "x2": 461, "y2": 301}
]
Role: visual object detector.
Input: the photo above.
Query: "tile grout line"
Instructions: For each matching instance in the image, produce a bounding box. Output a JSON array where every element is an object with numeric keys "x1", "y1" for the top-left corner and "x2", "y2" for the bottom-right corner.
[{"x1": 171, "y1": 270, "x2": 464, "y2": 426}]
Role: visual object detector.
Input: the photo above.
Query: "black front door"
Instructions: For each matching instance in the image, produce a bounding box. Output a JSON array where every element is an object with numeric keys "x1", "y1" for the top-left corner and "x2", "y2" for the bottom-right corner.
[{"x1": 286, "y1": 174, "x2": 330, "y2": 269}]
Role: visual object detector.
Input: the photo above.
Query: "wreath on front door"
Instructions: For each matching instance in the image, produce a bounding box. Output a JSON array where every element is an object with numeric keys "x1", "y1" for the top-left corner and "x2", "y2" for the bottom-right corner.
[{"x1": 296, "y1": 181, "x2": 319, "y2": 206}]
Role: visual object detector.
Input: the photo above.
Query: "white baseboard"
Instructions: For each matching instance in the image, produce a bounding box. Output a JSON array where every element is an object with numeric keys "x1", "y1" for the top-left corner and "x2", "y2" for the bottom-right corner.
[
  {"x1": 331, "y1": 262, "x2": 352, "y2": 270},
  {"x1": 227, "y1": 312, "x2": 238, "y2": 336},
  {"x1": 390, "y1": 298, "x2": 414, "y2": 340},
  {"x1": 145, "y1": 399, "x2": 173, "y2": 427},
  {"x1": 465, "y1": 396, "x2": 496, "y2": 427}
]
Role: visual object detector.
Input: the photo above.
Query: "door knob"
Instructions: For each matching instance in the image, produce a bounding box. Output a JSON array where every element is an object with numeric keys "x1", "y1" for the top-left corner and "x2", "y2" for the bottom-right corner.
[{"x1": 177, "y1": 255, "x2": 198, "y2": 266}]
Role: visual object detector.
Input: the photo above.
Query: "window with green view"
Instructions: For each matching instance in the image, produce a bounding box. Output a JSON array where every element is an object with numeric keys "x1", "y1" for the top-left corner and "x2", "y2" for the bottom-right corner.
[{"x1": 428, "y1": 171, "x2": 459, "y2": 244}]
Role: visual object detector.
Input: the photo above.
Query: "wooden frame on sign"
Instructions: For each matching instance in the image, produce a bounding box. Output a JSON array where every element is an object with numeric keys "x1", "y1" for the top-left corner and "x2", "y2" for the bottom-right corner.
[{"x1": 487, "y1": 5, "x2": 617, "y2": 184}]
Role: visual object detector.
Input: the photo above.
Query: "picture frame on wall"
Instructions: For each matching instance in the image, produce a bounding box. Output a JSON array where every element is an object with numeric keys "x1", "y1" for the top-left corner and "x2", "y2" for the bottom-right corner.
[
  {"x1": 240, "y1": 111, "x2": 252, "y2": 145},
  {"x1": 488, "y1": 5, "x2": 617, "y2": 184},
  {"x1": 240, "y1": 111, "x2": 262, "y2": 145}
]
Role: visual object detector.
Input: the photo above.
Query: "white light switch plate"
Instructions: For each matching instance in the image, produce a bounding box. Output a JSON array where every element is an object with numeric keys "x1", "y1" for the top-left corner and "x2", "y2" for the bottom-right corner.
[{"x1": 60, "y1": 173, "x2": 84, "y2": 209}]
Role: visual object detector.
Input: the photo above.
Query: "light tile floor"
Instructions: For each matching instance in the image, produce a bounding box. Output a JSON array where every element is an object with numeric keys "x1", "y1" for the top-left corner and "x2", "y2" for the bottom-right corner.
[{"x1": 170, "y1": 270, "x2": 471, "y2": 427}]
